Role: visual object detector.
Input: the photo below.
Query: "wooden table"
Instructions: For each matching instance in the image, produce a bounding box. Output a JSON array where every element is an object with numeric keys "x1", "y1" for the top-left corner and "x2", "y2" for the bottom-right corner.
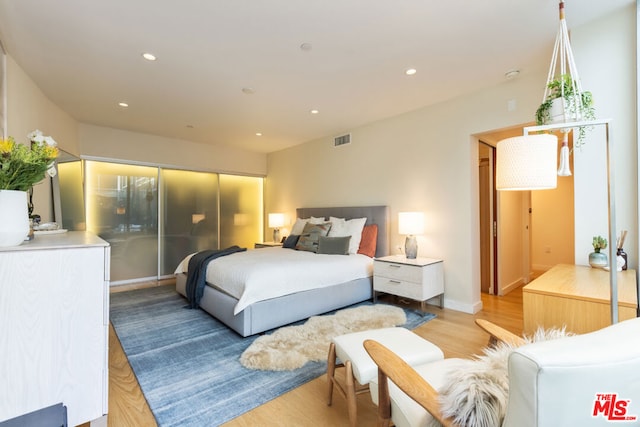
[{"x1": 523, "y1": 264, "x2": 638, "y2": 334}]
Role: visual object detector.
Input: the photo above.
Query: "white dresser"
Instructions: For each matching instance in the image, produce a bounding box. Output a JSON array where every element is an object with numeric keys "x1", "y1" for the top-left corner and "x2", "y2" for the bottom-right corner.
[
  {"x1": 0, "y1": 232, "x2": 110, "y2": 426},
  {"x1": 373, "y1": 255, "x2": 444, "y2": 311}
]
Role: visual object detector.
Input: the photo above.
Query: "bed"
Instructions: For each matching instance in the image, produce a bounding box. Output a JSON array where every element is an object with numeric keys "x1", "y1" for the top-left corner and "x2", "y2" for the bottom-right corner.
[{"x1": 175, "y1": 206, "x2": 389, "y2": 336}]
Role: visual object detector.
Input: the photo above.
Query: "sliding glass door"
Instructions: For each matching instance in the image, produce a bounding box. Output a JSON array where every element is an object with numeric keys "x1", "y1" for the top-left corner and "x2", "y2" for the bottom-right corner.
[
  {"x1": 161, "y1": 169, "x2": 219, "y2": 276},
  {"x1": 79, "y1": 161, "x2": 264, "y2": 284},
  {"x1": 220, "y1": 174, "x2": 263, "y2": 249},
  {"x1": 85, "y1": 161, "x2": 159, "y2": 283}
]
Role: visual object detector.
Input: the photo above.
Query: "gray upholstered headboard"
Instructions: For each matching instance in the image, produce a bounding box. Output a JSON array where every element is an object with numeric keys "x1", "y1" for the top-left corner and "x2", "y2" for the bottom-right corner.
[{"x1": 296, "y1": 206, "x2": 390, "y2": 257}]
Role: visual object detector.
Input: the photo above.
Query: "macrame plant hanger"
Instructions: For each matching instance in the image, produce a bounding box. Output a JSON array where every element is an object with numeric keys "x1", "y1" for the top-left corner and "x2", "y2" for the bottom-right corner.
[{"x1": 542, "y1": 0, "x2": 587, "y2": 177}]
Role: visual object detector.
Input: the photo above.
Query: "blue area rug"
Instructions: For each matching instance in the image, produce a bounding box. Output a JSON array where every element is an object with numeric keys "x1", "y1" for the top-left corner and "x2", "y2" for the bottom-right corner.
[{"x1": 110, "y1": 285, "x2": 435, "y2": 426}]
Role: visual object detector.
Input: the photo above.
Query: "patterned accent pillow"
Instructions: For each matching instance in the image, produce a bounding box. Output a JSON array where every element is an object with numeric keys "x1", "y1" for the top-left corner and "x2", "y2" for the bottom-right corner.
[
  {"x1": 295, "y1": 222, "x2": 332, "y2": 252},
  {"x1": 357, "y1": 224, "x2": 378, "y2": 258}
]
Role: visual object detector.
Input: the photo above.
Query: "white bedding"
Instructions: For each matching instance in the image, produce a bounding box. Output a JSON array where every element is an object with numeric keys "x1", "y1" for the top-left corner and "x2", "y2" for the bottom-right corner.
[{"x1": 175, "y1": 247, "x2": 373, "y2": 315}]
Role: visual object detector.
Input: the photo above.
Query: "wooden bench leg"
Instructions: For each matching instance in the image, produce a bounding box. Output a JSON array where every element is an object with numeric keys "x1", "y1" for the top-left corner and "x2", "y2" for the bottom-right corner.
[
  {"x1": 345, "y1": 360, "x2": 358, "y2": 427},
  {"x1": 327, "y1": 342, "x2": 336, "y2": 405}
]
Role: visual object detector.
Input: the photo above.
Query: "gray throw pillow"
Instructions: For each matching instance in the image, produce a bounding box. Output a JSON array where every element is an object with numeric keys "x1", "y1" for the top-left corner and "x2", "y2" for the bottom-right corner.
[
  {"x1": 317, "y1": 236, "x2": 351, "y2": 255},
  {"x1": 295, "y1": 222, "x2": 331, "y2": 253}
]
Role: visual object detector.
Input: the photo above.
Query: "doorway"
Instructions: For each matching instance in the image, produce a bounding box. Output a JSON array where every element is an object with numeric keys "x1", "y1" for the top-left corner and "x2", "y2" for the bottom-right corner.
[{"x1": 476, "y1": 126, "x2": 575, "y2": 296}]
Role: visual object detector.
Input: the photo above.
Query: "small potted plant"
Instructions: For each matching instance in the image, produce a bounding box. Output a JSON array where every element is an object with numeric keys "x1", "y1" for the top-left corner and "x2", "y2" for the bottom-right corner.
[
  {"x1": 589, "y1": 235, "x2": 608, "y2": 268},
  {"x1": 535, "y1": 74, "x2": 595, "y2": 148}
]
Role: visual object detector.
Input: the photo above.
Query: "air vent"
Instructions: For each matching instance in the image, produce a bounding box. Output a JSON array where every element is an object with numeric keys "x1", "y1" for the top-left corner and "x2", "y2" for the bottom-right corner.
[{"x1": 334, "y1": 134, "x2": 351, "y2": 147}]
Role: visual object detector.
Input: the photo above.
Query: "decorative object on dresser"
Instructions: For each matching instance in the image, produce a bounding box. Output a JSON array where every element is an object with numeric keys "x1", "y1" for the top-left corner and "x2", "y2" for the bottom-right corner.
[
  {"x1": 398, "y1": 211, "x2": 424, "y2": 259},
  {"x1": 268, "y1": 212, "x2": 285, "y2": 243},
  {"x1": 616, "y1": 230, "x2": 628, "y2": 271},
  {"x1": 0, "y1": 130, "x2": 58, "y2": 247},
  {"x1": 0, "y1": 231, "x2": 110, "y2": 426},
  {"x1": 373, "y1": 255, "x2": 444, "y2": 312},
  {"x1": 588, "y1": 235, "x2": 608, "y2": 268}
]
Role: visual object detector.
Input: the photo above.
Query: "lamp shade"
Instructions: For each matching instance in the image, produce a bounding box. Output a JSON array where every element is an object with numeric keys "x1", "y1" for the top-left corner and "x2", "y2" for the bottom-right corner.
[
  {"x1": 398, "y1": 212, "x2": 425, "y2": 235},
  {"x1": 496, "y1": 134, "x2": 558, "y2": 191},
  {"x1": 268, "y1": 213, "x2": 285, "y2": 228}
]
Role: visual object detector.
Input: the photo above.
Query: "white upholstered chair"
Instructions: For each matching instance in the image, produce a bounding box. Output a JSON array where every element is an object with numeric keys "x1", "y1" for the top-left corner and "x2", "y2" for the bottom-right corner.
[{"x1": 365, "y1": 317, "x2": 640, "y2": 427}]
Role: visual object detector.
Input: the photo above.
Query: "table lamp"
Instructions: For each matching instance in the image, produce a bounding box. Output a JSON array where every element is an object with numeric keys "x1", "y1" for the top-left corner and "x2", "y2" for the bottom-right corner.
[
  {"x1": 268, "y1": 213, "x2": 285, "y2": 243},
  {"x1": 398, "y1": 212, "x2": 424, "y2": 259}
]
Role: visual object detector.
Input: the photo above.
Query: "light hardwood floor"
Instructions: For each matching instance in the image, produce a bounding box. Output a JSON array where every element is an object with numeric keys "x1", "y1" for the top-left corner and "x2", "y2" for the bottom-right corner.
[{"x1": 105, "y1": 286, "x2": 524, "y2": 426}]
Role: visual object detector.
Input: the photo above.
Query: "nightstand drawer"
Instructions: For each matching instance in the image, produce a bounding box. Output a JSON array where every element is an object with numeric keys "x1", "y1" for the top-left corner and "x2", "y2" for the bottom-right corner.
[
  {"x1": 374, "y1": 261, "x2": 423, "y2": 283},
  {"x1": 373, "y1": 276, "x2": 424, "y2": 300}
]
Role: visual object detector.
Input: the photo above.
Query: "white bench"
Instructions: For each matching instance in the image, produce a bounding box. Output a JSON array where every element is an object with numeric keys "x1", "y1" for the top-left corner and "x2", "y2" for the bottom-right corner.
[{"x1": 327, "y1": 327, "x2": 444, "y2": 426}]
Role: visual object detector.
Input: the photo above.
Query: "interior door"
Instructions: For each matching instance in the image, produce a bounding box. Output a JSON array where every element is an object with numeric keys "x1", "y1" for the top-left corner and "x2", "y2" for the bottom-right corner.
[{"x1": 479, "y1": 142, "x2": 497, "y2": 294}]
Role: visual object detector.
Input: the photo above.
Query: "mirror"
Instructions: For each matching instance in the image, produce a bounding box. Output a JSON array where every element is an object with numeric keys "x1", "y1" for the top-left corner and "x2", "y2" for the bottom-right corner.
[{"x1": 52, "y1": 150, "x2": 86, "y2": 230}]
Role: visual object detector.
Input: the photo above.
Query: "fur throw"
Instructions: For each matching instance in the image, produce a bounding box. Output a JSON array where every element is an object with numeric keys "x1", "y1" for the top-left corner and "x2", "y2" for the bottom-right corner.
[
  {"x1": 240, "y1": 304, "x2": 406, "y2": 371},
  {"x1": 429, "y1": 327, "x2": 572, "y2": 427}
]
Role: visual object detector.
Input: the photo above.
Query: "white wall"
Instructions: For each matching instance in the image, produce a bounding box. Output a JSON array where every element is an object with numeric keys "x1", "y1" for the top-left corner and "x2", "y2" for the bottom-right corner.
[
  {"x1": 531, "y1": 146, "x2": 575, "y2": 272},
  {"x1": 6, "y1": 55, "x2": 78, "y2": 222},
  {"x1": 78, "y1": 124, "x2": 266, "y2": 177},
  {"x1": 265, "y1": 8, "x2": 637, "y2": 313},
  {"x1": 266, "y1": 70, "x2": 544, "y2": 314},
  {"x1": 573, "y1": 5, "x2": 637, "y2": 268}
]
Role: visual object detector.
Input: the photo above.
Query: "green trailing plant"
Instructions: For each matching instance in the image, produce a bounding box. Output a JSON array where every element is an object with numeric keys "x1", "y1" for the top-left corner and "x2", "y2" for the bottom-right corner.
[
  {"x1": 535, "y1": 74, "x2": 595, "y2": 148},
  {"x1": 592, "y1": 235, "x2": 607, "y2": 253}
]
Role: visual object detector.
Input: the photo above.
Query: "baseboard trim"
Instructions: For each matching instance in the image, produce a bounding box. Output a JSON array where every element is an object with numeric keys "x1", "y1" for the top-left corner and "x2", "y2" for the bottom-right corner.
[{"x1": 443, "y1": 298, "x2": 482, "y2": 314}]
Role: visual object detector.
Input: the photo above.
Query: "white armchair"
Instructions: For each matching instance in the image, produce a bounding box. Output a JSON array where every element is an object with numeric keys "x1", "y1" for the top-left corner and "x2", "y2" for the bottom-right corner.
[{"x1": 365, "y1": 317, "x2": 640, "y2": 427}]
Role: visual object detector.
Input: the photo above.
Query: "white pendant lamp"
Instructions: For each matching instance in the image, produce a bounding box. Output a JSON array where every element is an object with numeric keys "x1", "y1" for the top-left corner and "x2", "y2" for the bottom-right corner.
[{"x1": 496, "y1": 134, "x2": 558, "y2": 191}]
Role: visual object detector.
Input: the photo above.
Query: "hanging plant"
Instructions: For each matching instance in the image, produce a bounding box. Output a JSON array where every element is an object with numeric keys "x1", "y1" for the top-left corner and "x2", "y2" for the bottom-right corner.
[{"x1": 535, "y1": 74, "x2": 595, "y2": 148}]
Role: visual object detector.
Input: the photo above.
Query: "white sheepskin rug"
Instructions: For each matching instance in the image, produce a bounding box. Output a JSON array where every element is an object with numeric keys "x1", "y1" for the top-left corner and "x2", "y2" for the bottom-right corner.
[
  {"x1": 240, "y1": 304, "x2": 406, "y2": 371},
  {"x1": 429, "y1": 327, "x2": 572, "y2": 427}
]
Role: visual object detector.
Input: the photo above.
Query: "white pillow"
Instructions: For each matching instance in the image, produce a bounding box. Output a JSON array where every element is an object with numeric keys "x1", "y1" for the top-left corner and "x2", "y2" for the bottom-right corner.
[
  {"x1": 291, "y1": 218, "x2": 309, "y2": 235},
  {"x1": 309, "y1": 216, "x2": 326, "y2": 224},
  {"x1": 328, "y1": 216, "x2": 367, "y2": 254},
  {"x1": 291, "y1": 217, "x2": 325, "y2": 235}
]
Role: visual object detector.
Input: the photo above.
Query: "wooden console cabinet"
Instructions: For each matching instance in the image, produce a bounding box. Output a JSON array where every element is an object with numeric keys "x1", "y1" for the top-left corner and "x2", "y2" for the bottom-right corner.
[
  {"x1": 523, "y1": 264, "x2": 637, "y2": 334},
  {"x1": 0, "y1": 232, "x2": 110, "y2": 426}
]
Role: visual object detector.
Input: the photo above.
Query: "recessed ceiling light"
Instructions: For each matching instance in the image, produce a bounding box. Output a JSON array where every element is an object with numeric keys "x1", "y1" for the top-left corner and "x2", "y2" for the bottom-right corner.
[
  {"x1": 142, "y1": 53, "x2": 157, "y2": 61},
  {"x1": 310, "y1": 109, "x2": 319, "y2": 114},
  {"x1": 118, "y1": 102, "x2": 129, "y2": 108},
  {"x1": 242, "y1": 87, "x2": 255, "y2": 95},
  {"x1": 405, "y1": 68, "x2": 417, "y2": 76},
  {"x1": 256, "y1": 132, "x2": 262, "y2": 136}
]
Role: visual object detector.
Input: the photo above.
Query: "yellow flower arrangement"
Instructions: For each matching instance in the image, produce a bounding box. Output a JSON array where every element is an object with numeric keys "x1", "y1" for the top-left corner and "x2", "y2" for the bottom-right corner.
[{"x1": 0, "y1": 130, "x2": 58, "y2": 191}]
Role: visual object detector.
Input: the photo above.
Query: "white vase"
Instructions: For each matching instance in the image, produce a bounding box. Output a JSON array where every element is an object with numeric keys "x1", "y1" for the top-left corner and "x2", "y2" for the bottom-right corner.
[{"x1": 0, "y1": 190, "x2": 30, "y2": 247}]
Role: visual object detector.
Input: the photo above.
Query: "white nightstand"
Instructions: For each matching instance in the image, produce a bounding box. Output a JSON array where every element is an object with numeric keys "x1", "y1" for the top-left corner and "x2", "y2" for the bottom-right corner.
[
  {"x1": 373, "y1": 255, "x2": 444, "y2": 311},
  {"x1": 254, "y1": 242, "x2": 283, "y2": 248}
]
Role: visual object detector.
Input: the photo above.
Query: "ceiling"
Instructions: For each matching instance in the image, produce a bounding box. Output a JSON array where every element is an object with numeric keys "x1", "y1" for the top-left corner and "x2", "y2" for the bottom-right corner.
[{"x1": 0, "y1": 0, "x2": 633, "y2": 154}]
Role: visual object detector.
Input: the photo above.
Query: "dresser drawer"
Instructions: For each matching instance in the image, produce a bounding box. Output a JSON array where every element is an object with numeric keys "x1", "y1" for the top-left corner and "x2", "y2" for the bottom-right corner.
[
  {"x1": 374, "y1": 276, "x2": 424, "y2": 300},
  {"x1": 374, "y1": 261, "x2": 423, "y2": 283}
]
